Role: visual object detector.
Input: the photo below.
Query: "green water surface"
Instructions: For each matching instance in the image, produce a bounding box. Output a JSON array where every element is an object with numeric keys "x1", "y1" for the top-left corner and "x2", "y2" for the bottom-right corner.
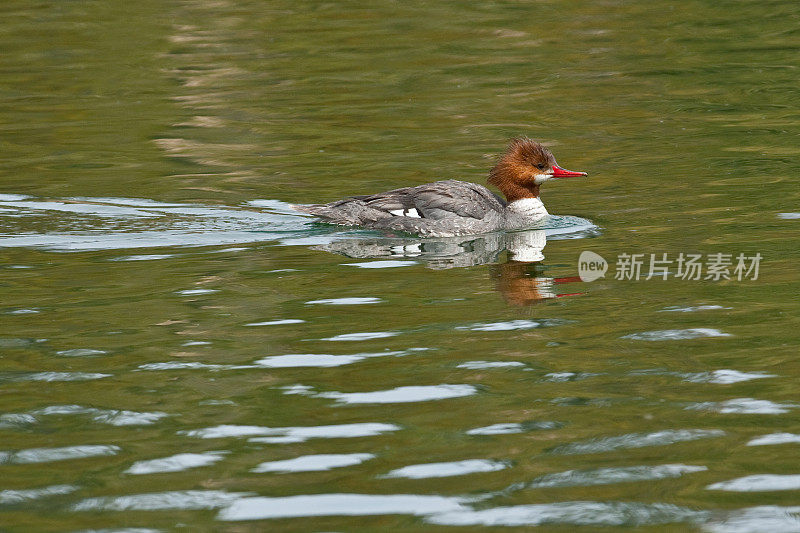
[{"x1": 1, "y1": 0, "x2": 800, "y2": 531}]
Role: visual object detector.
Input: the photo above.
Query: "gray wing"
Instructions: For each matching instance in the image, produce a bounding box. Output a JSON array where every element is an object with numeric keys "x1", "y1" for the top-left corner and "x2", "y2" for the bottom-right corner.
[
  {"x1": 407, "y1": 180, "x2": 505, "y2": 220},
  {"x1": 296, "y1": 180, "x2": 505, "y2": 225}
]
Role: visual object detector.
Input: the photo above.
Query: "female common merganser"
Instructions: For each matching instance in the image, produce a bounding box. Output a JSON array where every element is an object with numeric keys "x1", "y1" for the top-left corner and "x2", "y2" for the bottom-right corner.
[{"x1": 294, "y1": 138, "x2": 587, "y2": 237}]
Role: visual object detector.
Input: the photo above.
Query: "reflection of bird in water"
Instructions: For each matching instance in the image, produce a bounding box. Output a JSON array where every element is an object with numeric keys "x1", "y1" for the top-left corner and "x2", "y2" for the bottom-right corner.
[
  {"x1": 491, "y1": 261, "x2": 583, "y2": 306},
  {"x1": 492, "y1": 231, "x2": 583, "y2": 304},
  {"x1": 313, "y1": 230, "x2": 534, "y2": 270},
  {"x1": 313, "y1": 228, "x2": 584, "y2": 304}
]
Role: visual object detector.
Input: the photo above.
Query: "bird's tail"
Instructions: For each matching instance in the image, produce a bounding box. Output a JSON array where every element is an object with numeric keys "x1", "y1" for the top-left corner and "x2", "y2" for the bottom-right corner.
[{"x1": 291, "y1": 201, "x2": 364, "y2": 225}]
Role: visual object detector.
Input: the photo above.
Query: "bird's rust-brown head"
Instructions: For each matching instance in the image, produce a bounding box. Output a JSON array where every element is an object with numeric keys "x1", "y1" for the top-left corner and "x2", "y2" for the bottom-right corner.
[{"x1": 488, "y1": 137, "x2": 586, "y2": 203}]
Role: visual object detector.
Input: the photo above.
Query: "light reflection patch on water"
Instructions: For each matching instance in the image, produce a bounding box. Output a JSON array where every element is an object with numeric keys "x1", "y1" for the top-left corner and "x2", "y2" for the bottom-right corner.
[
  {"x1": 244, "y1": 319, "x2": 305, "y2": 326},
  {"x1": 175, "y1": 288, "x2": 219, "y2": 296},
  {"x1": 5, "y1": 308, "x2": 40, "y2": 315},
  {"x1": 217, "y1": 493, "x2": 470, "y2": 521},
  {"x1": 659, "y1": 305, "x2": 732, "y2": 313},
  {"x1": 747, "y1": 433, "x2": 800, "y2": 446},
  {"x1": 28, "y1": 405, "x2": 169, "y2": 426},
  {"x1": 279, "y1": 384, "x2": 315, "y2": 395},
  {"x1": 686, "y1": 398, "x2": 799, "y2": 415},
  {"x1": 180, "y1": 422, "x2": 401, "y2": 443},
  {"x1": 707, "y1": 475, "x2": 800, "y2": 492},
  {"x1": 305, "y1": 297, "x2": 383, "y2": 305},
  {"x1": 0, "y1": 198, "x2": 163, "y2": 218},
  {"x1": 522, "y1": 464, "x2": 707, "y2": 489},
  {"x1": 0, "y1": 414, "x2": 38, "y2": 429},
  {"x1": 426, "y1": 501, "x2": 706, "y2": 527},
  {"x1": 136, "y1": 361, "x2": 231, "y2": 371},
  {"x1": 320, "y1": 331, "x2": 399, "y2": 341},
  {"x1": 0, "y1": 195, "x2": 315, "y2": 251},
  {"x1": 313, "y1": 384, "x2": 478, "y2": 404},
  {"x1": 621, "y1": 328, "x2": 732, "y2": 341},
  {"x1": 253, "y1": 350, "x2": 413, "y2": 368},
  {"x1": 0, "y1": 338, "x2": 36, "y2": 348},
  {"x1": 456, "y1": 361, "x2": 527, "y2": 370},
  {"x1": 0, "y1": 484, "x2": 79, "y2": 505},
  {"x1": 681, "y1": 370, "x2": 777, "y2": 384},
  {"x1": 542, "y1": 372, "x2": 600, "y2": 382},
  {"x1": 704, "y1": 505, "x2": 800, "y2": 533},
  {"x1": 0, "y1": 372, "x2": 112, "y2": 383},
  {"x1": 548, "y1": 429, "x2": 726, "y2": 455},
  {"x1": 55, "y1": 348, "x2": 108, "y2": 357},
  {"x1": 466, "y1": 421, "x2": 564, "y2": 435},
  {"x1": 72, "y1": 490, "x2": 252, "y2": 512},
  {"x1": 125, "y1": 451, "x2": 229, "y2": 475},
  {"x1": 382, "y1": 459, "x2": 509, "y2": 479},
  {"x1": 252, "y1": 453, "x2": 375, "y2": 473},
  {"x1": 629, "y1": 369, "x2": 776, "y2": 384},
  {"x1": 344, "y1": 260, "x2": 419, "y2": 268},
  {"x1": 456, "y1": 319, "x2": 569, "y2": 332},
  {"x1": 0, "y1": 445, "x2": 120, "y2": 464},
  {"x1": 110, "y1": 254, "x2": 176, "y2": 262}
]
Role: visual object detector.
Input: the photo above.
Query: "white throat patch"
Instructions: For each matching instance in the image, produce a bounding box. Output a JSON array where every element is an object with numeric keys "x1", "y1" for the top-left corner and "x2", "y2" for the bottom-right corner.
[
  {"x1": 533, "y1": 173, "x2": 554, "y2": 185},
  {"x1": 507, "y1": 197, "x2": 548, "y2": 218}
]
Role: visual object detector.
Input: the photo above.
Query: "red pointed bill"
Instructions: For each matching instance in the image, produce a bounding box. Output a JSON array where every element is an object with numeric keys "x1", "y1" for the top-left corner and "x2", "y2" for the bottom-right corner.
[{"x1": 551, "y1": 164, "x2": 587, "y2": 177}]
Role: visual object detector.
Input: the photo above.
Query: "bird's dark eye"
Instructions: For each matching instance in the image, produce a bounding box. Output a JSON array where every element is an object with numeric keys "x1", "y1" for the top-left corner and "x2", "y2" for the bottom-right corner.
[{"x1": 535, "y1": 163, "x2": 546, "y2": 170}]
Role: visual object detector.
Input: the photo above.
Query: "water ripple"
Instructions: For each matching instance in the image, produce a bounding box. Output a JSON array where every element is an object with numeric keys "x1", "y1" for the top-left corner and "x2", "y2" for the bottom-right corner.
[
  {"x1": 708, "y1": 475, "x2": 800, "y2": 492},
  {"x1": 125, "y1": 451, "x2": 229, "y2": 475},
  {"x1": 321, "y1": 331, "x2": 399, "y2": 341},
  {"x1": 747, "y1": 433, "x2": 800, "y2": 446},
  {"x1": 314, "y1": 384, "x2": 478, "y2": 404},
  {"x1": 218, "y1": 493, "x2": 469, "y2": 521},
  {"x1": 252, "y1": 453, "x2": 375, "y2": 473},
  {"x1": 306, "y1": 297, "x2": 383, "y2": 305},
  {"x1": 0, "y1": 484, "x2": 78, "y2": 505},
  {"x1": 522, "y1": 464, "x2": 707, "y2": 489},
  {"x1": 344, "y1": 261, "x2": 418, "y2": 269},
  {"x1": 29, "y1": 405, "x2": 169, "y2": 426},
  {"x1": 622, "y1": 328, "x2": 732, "y2": 341},
  {"x1": 681, "y1": 370, "x2": 776, "y2": 384},
  {"x1": 0, "y1": 372, "x2": 111, "y2": 383},
  {"x1": 548, "y1": 429, "x2": 726, "y2": 455},
  {"x1": 629, "y1": 369, "x2": 776, "y2": 384},
  {"x1": 427, "y1": 501, "x2": 706, "y2": 527},
  {"x1": 382, "y1": 459, "x2": 509, "y2": 479},
  {"x1": 686, "y1": 398, "x2": 798, "y2": 415},
  {"x1": 456, "y1": 361, "x2": 526, "y2": 370},
  {"x1": 0, "y1": 445, "x2": 120, "y2": 464},
  {"x1": 467, "y1": 421, "x2": 563, "y2": 435},
  {"x1": 181, "y1": 422, "x2": 401, "y2": 443},
  {"x1": 704, "y1": 505, "x2": 800, "y2": 532},
  {"x1": 244, "y1": 319, "x2": 305, "y2": 326},
  {"x1": 456, "y1": 319, "x2": 568, "y2": 332},
  {"x1": 254, "y1": 349, "x2": 416, "y2": 368},
  {"x1": 659, "y1": 305, "x2": 732, "y2": 313},
  {"x1": 55, "y1": 348, "x2": 108, "y2": 357},
  {"x1": 73, "y1": 490, "x2": 251, "y2": 512}
]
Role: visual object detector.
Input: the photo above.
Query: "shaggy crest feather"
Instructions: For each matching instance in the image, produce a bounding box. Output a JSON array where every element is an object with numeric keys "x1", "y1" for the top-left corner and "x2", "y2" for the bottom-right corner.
[{"x1": 488, "y1": 137, "x2": 556, "y2": 203}]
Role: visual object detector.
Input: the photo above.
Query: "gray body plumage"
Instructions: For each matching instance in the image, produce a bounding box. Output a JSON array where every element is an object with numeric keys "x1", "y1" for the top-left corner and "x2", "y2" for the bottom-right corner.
[{"x1": 294, "y1": 180, "x2": 547, "y2": 237}]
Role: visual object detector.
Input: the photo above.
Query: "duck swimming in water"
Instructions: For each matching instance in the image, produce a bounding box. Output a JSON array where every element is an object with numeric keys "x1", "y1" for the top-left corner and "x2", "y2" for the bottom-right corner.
[{"x1": 294, "y1": 138, "x2": 587, "y2": 238}]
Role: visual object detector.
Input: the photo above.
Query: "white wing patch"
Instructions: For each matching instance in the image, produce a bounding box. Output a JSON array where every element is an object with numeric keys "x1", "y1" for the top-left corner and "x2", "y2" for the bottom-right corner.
[{"x1": 389, "y1": 208, "x2": 422, "y2": 218}]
